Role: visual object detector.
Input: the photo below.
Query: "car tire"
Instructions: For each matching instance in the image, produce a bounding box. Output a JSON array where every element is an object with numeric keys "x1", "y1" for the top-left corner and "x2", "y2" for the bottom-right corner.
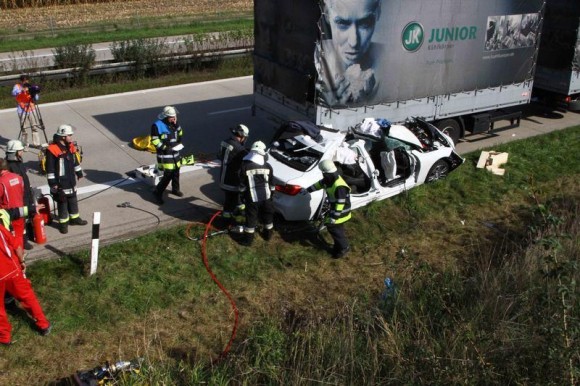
[
  {"x1": 426, "y1": 160, "x2": 450, "y2": 183},
  {"x1": 436, "y1": 119, "x2": 461, "y2": 145}
]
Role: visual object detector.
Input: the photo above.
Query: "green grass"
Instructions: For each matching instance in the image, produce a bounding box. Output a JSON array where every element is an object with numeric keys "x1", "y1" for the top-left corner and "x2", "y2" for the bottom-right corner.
[
  {"x1": 2, "y1": 126, "x2": 579, "y2": 385},
  {"x1": 0, "y1": 55, "x2": 254, "y2": 108},
  {"x1": 0, "y1": 15, "x2": 253, "y2": 53}
]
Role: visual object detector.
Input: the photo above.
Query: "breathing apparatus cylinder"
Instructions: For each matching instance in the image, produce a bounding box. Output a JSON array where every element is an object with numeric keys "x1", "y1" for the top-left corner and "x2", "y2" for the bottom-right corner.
[{"x1": 33, "y1": 213, "x2": 47, "y2": 244}]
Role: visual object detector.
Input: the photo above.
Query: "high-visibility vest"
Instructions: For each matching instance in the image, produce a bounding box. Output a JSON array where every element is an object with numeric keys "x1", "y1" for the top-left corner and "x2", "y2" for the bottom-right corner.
[{"x1": 311, "y1": 176, "x2": 352, "y2": 224}]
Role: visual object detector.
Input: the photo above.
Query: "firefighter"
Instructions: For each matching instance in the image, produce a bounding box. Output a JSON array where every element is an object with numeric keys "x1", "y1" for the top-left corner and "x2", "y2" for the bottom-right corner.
[
  {"x1": 304, "y1": 159, "x2": 351, "y2": 258},
  {"x1": 239, "y1": 141, "x2": 275, "y2": 246},
  {"x1": 219, "y1": 124, "x2": 249, "y2": 231},
  {"x1": 0, "y1": 209, "x2": 51, "y2": 346},
  {"x1": 151, "y1": 106, "x2": 184, "y2": 205},
  {"x1": 46, "y1": 124, "x2": 87, "y2": 234},
  {"x1": 4, "y1": 140, "x2": 35, "y2": 250}
]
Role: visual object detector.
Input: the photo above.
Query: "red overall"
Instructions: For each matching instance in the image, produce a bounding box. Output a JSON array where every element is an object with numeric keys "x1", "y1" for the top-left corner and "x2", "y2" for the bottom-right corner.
[
  {"x1": 0, "y1": 170, "x2": 26, "y2": 250},
  {"x1": 0, "y1": 225, "x2": 49, "y2": 344}
]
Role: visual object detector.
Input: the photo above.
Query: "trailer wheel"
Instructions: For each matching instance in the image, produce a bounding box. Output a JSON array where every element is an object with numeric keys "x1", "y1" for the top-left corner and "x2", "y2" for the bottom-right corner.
[
  {"x1": 426, "y1": 160, "x2": 450, "y2": 183},
  {"x1": 436, "y1": 119, "x2": 461, "y2": 145}
]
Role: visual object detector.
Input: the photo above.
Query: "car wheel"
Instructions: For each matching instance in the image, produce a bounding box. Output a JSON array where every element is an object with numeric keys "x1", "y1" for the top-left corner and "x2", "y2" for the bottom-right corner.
[
  {"x1": 436, "y1": 119, "x2": 461, "y2": 145},
  {"x1": 426, "y1": 160, "x2": 450, "y2": 183}
]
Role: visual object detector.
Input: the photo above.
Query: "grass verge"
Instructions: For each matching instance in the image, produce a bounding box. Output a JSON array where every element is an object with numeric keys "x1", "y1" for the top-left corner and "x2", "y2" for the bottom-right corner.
[
  {"x1": 0, "y1": 55, "x2": 254, "y2": 109},
  {"x1": 1, "y1": 126, "x2": 579, "y2": 384}
]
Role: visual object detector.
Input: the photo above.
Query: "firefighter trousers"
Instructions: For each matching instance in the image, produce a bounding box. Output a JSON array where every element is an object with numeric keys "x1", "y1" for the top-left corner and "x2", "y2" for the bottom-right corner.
[
  {"x1": 56, "y1": 192, "x2": 80, "y2": 223},
  {"x1": 155, "y1": 168, "x2": 180, "y2": 194},
  {"x1": 327, "y1": 223, "x2": 349, "y2": 253}
]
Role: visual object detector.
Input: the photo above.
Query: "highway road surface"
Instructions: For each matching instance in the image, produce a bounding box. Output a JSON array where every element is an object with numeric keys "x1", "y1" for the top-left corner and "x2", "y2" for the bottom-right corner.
[{"x1": 0, "y1": 75, "x2": 578, "y2": 262}]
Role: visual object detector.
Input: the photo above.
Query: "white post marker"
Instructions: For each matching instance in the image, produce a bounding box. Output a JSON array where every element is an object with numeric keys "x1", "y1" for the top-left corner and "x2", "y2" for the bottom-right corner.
[{"x1": 90, "y1": 212, "x2": 101, "y2": 275}]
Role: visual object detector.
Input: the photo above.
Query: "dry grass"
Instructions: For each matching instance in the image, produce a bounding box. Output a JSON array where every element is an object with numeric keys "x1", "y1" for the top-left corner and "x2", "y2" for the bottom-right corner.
[
  {"x1": 0, "y1": 0, "x2": 252, "y2": 31},
  {"x1": 1, "y1": 176, "x2": 577, "y2": 384}
]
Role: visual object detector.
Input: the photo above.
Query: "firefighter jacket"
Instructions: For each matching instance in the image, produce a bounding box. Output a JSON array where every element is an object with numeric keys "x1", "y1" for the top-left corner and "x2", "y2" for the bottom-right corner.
[
  {"x1": 46, "y1": 140, "x2": 83, "y2": 195},
  {"x1": 7, "y1": 160, "x2": 34, "y2": 209},
  {"x1": 307, "y1": 174, "x2": 352, "y2": 224},
  {"x1": 219, "y1": 137, "x2": 248, "y2": 191},
  {"x1": 239, "y1": 152, "x2": 275, "y2": 203},
  {"x1": 151, "y1": 119, "x2": 183, "y2": 171}
]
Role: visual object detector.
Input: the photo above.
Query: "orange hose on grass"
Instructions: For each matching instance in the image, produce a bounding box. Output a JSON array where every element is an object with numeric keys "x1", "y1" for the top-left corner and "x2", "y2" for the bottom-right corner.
[{"x1": 187, "y1": 211, "x2": 239, "y2": 364}]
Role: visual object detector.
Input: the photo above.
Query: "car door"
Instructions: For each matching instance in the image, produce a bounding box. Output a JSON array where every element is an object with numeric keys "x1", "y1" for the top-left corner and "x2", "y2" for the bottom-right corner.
[{"x1": 346, "y1": 139, "x2": 382, "y2": 210}]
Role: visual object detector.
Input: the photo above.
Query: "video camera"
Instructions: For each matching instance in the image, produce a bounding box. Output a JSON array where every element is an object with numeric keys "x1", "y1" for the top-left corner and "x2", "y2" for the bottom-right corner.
[{"x1": 24, "y1": 83, "x2": 41, "y2": 98}]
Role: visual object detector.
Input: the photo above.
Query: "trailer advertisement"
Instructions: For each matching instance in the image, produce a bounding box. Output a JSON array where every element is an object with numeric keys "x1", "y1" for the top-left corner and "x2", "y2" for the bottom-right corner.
[{"x1": 315, "y1": 0, "x2": 544, "y2": 108}]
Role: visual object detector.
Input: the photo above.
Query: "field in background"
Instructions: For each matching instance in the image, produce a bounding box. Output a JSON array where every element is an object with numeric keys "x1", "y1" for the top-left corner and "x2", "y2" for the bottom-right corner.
[{"x1": 0, "y1": 0, "x2": 252, "y2": 32}]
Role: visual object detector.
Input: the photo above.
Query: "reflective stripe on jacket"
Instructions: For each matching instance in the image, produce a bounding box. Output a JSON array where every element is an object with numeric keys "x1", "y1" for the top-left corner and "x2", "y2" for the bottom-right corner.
[
  {"x1": 219, "y1": 137, "x2": 248, "y2": 191},
  {"x1": 46, "y1": 141, "x2": 82, "y2": 192},
  {"x1": 239, "y1": 156, "x2": 275, "y2": 203},
  {"x1": 151, "y1": 119, "x2": 183, "y2": 171},
  {"x1": 309, "y1": 175, "x2": 351, "y2": 224}
]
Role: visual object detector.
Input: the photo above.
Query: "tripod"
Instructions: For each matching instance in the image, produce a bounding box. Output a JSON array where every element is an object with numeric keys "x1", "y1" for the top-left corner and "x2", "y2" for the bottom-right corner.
[{"x1": 17, "y1": 100, "x2": 48, "y2": 148}]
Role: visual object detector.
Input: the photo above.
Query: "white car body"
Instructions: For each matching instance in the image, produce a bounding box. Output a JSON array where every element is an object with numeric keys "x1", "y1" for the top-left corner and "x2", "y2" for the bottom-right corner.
[{"x1": 268, "y1": 118, "x2": 464, "y2": 221}]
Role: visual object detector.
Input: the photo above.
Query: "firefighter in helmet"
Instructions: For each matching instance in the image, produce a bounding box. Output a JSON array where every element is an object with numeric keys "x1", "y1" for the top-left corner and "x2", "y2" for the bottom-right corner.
[
  {"x1": 219, "y1": 124, "x2": 250, "y2": 231},
  {"x1": 151, "y1": 106, "x2": 184, "y2": 205},
  {"x1": 45, "y1": 124, "x2": 87, "y2": 234},
  {"x1": 239, "y1": 141, "x2": 275, "y2": 245},
  {"x1": 304, "y1": 159, "x2": 351, "y2": 258}
]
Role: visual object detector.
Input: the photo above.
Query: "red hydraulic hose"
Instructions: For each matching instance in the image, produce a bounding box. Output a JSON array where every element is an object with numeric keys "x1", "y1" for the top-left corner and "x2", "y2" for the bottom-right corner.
[{"x1": 198, "y1": 210, "x2": 239, "y2": 364}]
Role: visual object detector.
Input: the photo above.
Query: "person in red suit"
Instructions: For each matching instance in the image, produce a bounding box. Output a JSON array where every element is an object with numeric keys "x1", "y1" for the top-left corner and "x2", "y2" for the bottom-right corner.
[{"x1": 0, "y1": 209, "x2": 51, "y2": 346}]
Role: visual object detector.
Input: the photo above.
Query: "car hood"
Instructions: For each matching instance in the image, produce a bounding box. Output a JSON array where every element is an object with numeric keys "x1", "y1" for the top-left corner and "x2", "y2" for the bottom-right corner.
[
  {"x1": 388, "y1": 124, "x2": 423, "y2": 148},
  {"x1": 268, "y1": 130, "x2": 345, "y2": 187}
]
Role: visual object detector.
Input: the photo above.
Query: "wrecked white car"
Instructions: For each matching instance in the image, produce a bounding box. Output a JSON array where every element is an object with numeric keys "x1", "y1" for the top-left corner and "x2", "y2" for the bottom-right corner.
[{"x1": 268, "y1": 118, "x2": 464, "y2": 221}]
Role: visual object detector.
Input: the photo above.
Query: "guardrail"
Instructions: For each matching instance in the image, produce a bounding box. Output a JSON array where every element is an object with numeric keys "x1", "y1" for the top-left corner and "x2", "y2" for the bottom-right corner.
[
  {"x1": 0, "y1": 46, "x2": 253, "y2": 87},
  {"x1": 0, "y1": 47, "x2": 253, "y2": 86}
]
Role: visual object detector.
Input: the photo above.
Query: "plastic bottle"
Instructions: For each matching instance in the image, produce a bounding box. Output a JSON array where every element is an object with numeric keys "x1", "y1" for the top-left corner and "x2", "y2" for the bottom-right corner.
[{"x1": 382, "y1": 277, "x2": 396, "y2": 301}]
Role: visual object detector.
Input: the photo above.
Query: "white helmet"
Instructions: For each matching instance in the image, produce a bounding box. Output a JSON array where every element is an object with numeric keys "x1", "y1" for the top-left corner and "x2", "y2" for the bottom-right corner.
[
  {"x1": 232, "y1": 124, "x2": 249, "y2": 137},
  {"x1": 158, "y1": 105, "x2": 178, "y2": 120},
  {"x1": 319, "y1": 159, "x2": 337, "y2": 173},
  {"x1": 56, "y1": 124, "x2": 74, "y2": 137},
  {"x1": 250, "y1": 141, "x2": 267, "y2": 156},
  {"x1": 6, "y1": 140, "x2": 24, "y2": 153}
]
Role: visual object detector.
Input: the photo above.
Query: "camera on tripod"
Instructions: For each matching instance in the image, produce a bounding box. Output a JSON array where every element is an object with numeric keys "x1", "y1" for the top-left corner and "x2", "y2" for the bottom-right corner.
[{"x1": 24, "y1": 83, "x2": 41, "y2": 99}]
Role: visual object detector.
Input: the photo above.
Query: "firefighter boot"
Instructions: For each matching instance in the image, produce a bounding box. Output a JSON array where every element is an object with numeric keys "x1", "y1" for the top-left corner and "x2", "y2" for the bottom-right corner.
[
  {"x1": 241, "y1": 232, "x2": 254, "y2": 246},
  {"x1": 262, "y1": 228, "x2": 273, "y2": 241},
  {"x1": 59, "y1": 222, "x2": 68, "y2": 234},
  {"x1": 70, "y1": 217, "x2": 88, "y2": 226},
  {"x1": 153, "y1": 190, "x2": 164, "y2": 205}
]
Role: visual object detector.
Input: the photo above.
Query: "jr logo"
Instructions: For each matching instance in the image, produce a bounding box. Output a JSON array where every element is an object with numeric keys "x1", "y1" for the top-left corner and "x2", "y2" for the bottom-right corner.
[{"x1": 402, "y1": 22, "x2": 424, "y2": 52}]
